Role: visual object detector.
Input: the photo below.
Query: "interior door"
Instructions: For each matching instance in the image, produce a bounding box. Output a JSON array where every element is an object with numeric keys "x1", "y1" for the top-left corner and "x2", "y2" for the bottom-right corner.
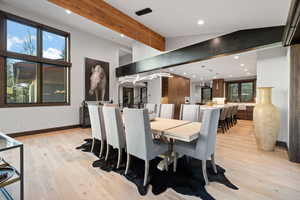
[{"x1": 123, "y1": 87, "x2": 134, "y2": 108}]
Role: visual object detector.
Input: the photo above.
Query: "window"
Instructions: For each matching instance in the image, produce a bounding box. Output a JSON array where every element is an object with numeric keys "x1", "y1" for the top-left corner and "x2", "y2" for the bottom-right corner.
[
  {"x1": 241, "y1": 82, "x2": 254, "y2": 102},
  {"x1": 0, "y1": 11, "x2": 71, "y2": 107},
  {"x1": 226, "y1": 80, "x2": 256, "y2": 102},
  {"x1": 42, "y1": 64, "x2": 67, "y2": 103},
  {"x1": 227, "y1": 83, "x2": 239, "y2": 102},
  {"x1": 201, "y1": 87, "x2": 212, "y2": 104},
  {"x1": 6, "y1": 58, "x2": 38, "y2": 103},
  {"x1": 42, "y1": 31, "x2": 66, "y2": 60},
  {"x1": 6, "y1": 20, "x2": 37, "y2": 56}
]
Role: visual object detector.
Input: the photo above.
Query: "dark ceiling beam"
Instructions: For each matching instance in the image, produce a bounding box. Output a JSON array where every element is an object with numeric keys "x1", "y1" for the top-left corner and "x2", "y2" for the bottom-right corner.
[
  {"x1": 282, "y1": 0, "x2": 300, "y2": 46},
  {"x1": 116, "y1": 26, "x2": 284, "y2": 77}
]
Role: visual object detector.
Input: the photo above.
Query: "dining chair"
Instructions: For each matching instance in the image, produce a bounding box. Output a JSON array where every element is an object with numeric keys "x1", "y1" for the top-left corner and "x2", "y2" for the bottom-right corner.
[
  {"x1": 145, "y1": 103, "x2": 158, "y2": 118},
  {"x1": 218, "y1": 107, "x2": 227, "y2": 133},
  {"x1": 145, "y1": 103, "x2": 157, "y2": 114},
  {"x1": 103, "y1": 106, "x2": 126, "y2": 169},
  {"x1": 173, "y1": 107, "x2": 220, "y2": 185},
  {"x1": 123, "y1": 108, "x2": 169, "y2": 186},
  {"x1": 225, "y1": 106, "x2": 233, "y2": 129},
  {"x1": 87, "y1": 102, "x2": 106, "y2": 158},
  {"x1": 232, "y1": 106, "x2": 236, "y2": 125},
  {"x1": 233, "y1": 106, "x2": 239, "y2": 125},
  {"x1": 179, "y1": 104, "x2": 200, "y2": 122},
  {"x1": 159, "y1": 104, "x2": 175, "y2": 119}
]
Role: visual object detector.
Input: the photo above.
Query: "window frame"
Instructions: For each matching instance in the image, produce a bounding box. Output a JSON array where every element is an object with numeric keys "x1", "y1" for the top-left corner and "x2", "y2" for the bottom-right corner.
[
  {"x1": 225, "y1": 79, "x2": 256, "y2": 103},
  {"x1": 201, "y1": 87, "x2": 212, "y2": 104},
  {"x1": 0, "y1": 10, "x2": 71, "y2": 107}
]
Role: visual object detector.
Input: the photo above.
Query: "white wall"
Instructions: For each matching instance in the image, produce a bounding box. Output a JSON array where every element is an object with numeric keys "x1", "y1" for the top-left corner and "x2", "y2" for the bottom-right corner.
[
  {"x1": 256, "y1": 47, "x2": 290, "y2": 142},
  {"x1": 132, "y1": 41, "x2": 163, "y2": 62},
  {"x1": 0, "y1": 4, "x2": 124, "y2": 134},
  {"x1": 147, "y1": 78, "x2": 162, "y2": 104},
  {"x1": 190, "y1": 83, "x2": 202, "y2": 104},
  {"x1": 131, "y1": 42, "x2": 163, "y2": 104},
  {"x1": 119, "y1": 54, "x2": 132, "y2": 66},
  {"x1": 132, "y1": 34, "x2": 222, "y2": 62},
  {"x1": 166, "y1": 33, "x2": 223, "y2": 51}
]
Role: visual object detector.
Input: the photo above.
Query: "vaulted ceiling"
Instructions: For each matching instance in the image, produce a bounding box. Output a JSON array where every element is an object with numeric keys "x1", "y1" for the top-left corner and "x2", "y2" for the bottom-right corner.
[
  {"x1": 1, "y1": 0, "x2": 292, "y2": 50},
  {"x1": 105, "y1": 0, "x2": 291, "y2": 37}
]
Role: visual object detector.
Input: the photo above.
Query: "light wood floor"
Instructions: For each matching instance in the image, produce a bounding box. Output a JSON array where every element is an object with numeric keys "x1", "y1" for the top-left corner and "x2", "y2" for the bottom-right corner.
[{"x1": 3, "y1": 120, "x2": 300, "y2": 200}]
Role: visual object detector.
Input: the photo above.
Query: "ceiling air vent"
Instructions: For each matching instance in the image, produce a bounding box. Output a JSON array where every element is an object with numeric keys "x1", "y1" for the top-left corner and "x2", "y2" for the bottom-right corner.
[{"x1": 135, "y1": 8, "x2": 152, "y2": 16}]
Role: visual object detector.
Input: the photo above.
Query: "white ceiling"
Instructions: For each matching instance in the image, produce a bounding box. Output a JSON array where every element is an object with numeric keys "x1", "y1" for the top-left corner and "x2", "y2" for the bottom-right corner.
[
  {"x1": 1, "y1": 0, "x2": 291, "y2": 58},
  {"x1": 0, "y1": 0, "x2": 134, "y2": 48},
  {"x1": 105, "y1": 0, "x2": 291, "y2": 37},
  {"x1": 155, "y1": 50, "x2": 258, "y2": 82}
]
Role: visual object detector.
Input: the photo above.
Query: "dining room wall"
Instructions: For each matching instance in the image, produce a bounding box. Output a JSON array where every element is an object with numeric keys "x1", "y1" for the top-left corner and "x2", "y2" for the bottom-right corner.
[
  {"x1": 132, "y1": 33, "x2": 222, "y2": 62},
  {"x1": 256, "y1": 46, "x2": 290, "y2": 143},
  {"x1": 0, "y1": 4, "x2": 125, "y2": 134}
]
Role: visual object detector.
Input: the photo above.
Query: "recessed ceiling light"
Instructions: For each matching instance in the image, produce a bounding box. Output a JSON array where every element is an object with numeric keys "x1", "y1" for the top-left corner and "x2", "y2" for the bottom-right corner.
[
  {"x1": 65, "y1": 9, "x2": 72, "y2": 14},
  {"x1": 234, "y1": 56, "x2": 239, "y2": 59},
  {"x1": 240, "y1": 63, "x2": 245, "y2": 67},
  {"x1": 183, "y1": 72, "x2": 187, "y2": 75},
  {"x1": 244, "y1": 68, "x2": 248, "y2": 72},
  {"x1": 197, "y1": 19, "x2": 205, "y2": 25},
  {"x1": 247, "y1": 72, "x2": 251, "y2": 75},
  {"x1": 213, "y1": 76, "x2": 217, "y2": 79},
  {"x1": 120, "y1": 34, "x2": 125, "y2": 38}
]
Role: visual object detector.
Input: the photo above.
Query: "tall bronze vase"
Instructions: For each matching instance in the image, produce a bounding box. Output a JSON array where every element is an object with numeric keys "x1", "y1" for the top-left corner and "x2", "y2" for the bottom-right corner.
[{"x1": 253, "y1": 87, "x2": 280, "y2": 151}]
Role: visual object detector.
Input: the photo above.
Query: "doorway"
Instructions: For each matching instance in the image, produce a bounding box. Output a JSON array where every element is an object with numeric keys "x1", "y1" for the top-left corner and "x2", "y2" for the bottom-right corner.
[{"x1": 122, "y1": 87, "x2": 134, "y2": 108}]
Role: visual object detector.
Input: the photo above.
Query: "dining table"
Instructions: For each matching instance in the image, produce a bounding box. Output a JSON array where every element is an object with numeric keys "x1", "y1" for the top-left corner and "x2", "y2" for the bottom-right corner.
[{"x1": 149, "y1": 118, "x2": 202, "y2": 170}]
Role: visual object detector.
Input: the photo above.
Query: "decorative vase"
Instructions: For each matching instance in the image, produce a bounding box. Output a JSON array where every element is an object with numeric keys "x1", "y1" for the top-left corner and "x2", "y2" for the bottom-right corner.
[{"x1": 253, "y1": 87, "x2": 280, "y2": 151}]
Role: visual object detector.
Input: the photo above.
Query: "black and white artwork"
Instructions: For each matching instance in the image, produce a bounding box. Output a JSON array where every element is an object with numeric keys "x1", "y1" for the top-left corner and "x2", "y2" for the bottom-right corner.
[{"x1": 85, "y1": 57, "x2": 109, "y2": 101}]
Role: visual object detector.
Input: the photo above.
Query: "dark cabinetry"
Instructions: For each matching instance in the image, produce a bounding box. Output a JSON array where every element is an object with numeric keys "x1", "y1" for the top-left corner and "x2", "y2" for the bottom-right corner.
[
  {"x1": 236, "y1": 106, "x2": 254, "y2": 120},
  {"x1": 212, "y1": 79, "x2": 224, "y2": 97},
  {"x1": 162, "y1": 75, "x2": 190, "y2": 119}
]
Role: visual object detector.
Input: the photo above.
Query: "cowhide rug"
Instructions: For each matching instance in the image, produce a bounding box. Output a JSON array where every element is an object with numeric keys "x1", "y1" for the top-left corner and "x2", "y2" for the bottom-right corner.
[{"x1": 76, "y1": 138, "x2": 238, "y2": 200}]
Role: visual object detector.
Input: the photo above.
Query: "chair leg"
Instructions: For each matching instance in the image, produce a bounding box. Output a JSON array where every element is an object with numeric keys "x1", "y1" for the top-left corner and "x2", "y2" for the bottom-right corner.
[
  {"x1": 144, "y1": 160, "x2": 150, "y2": 186},
  {"x1": 125, "y1": 154, "x2": 130, "y2": 175},
  {"x1": 105, "y1": 144, "x2": 110, "y2": 161},
  {"x1": 173, "y1": 152, "x2": 177, "y2": 172},
  {"x1": 91, "y1": 138, "x2": 95, "y2": 153},
  {"x1": 164, "y1": 156, "x2": 168, "y2": 171},
  {"x1": 117, "y1": 148, "x2": 122, "y2": 169},
  {"x1": 99, "y1": 140, "x2": 105, "y2": 158},
  {"x1": 185, "y1": 156, "x2": 191, "y2": 164},
  {"x1": 202, "y1": 160, "x2": 209, "y2": 185},
  {"x1": 221, "y1": 121, "x2": 225, "y2": 133},
  {"x1": 211, "y1": 154, "x2": 218, "y2": 174},
  {"x1": 226, "y1": 119, "x2": 229, "y2": 130}
]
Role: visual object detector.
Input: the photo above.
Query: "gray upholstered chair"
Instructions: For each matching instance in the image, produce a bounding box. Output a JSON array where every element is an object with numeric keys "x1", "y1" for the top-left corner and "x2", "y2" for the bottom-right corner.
[
  {"x1": 179, "y1": 104, "x2": 200, "y2": 122},
  {"x1": 87, "y1": 102, "x2": 106, "y2": 158},
  {"x1": 159, "y1": 104, "x2": 175, "y2": 119},
  {"x1": 123, "y1": 108, "x2": 169, "y2": 186},
  {"x1": 219, "y1": 107, "x2": 228, "y2": 133},
  {"x1": 103, "y1": 106, "x2": 126, "y2": 168},
  {"x1": 156, "y1": 104, "x2": 161, "y2": 117},
  {"x1": 145, "y1": 103, "x2": 158, "y2": 118},
  {"x1": 145, "y1": 103, "x2": 157, "y2": 114},
  {"x1": 173, "y1": 108, "x2": 220, "y2": 185},
  {"x1": 232, "y1": 105, "x2": 239, "y2": 124},
  {"x1": 226, "y1": 106, "x2": 234, "y2": 128}
]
